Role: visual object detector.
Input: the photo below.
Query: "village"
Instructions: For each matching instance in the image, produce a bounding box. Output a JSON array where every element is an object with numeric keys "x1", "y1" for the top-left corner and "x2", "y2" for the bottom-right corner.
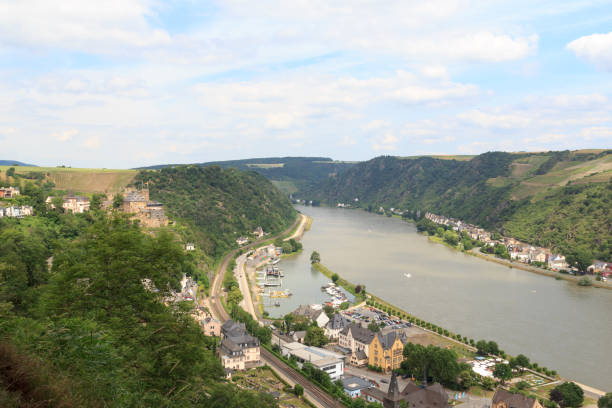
[
  {"x1": 180, "y1": 239, "x2": 569, "y2": 408},
  {"x1": 422, "y1": 212, "x2": 611, "y2": 279},
  {"x1": 0, "y1": 184, "x2": 168, "y2": 228}
]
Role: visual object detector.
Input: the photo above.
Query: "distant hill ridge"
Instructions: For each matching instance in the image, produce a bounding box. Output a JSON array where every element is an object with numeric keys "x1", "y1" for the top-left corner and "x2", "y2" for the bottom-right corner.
[
  {"x1": 0, "y1": 160, "x2": 37, "y2": 166},
  {"x1": 297, "y1": 149, "x2": 612, "y2": 261}
]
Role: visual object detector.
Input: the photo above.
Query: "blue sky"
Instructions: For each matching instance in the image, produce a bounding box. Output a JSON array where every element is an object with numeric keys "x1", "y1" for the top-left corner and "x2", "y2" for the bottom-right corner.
[{"x1": 0, "y1": 0, "x2": 611, "y2": 168}]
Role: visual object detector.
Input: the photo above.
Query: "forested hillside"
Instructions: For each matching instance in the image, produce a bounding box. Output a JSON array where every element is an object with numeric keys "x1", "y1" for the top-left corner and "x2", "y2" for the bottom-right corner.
[
  {"x1": 298, "y1": 150, "x2": 612, "y2": 261},
  {"x1": 139, "y1": 157, "x2": 355, "y2": 194},
  {"x1": 134, "y1": 165, "x2": 297, "y2": 259},
  {"x1": 0, "y1": 182, "x2": 277, "y2": 407}
]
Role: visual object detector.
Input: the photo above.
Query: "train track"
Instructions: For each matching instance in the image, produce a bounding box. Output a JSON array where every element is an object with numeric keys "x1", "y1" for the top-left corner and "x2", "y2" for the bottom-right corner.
[{"x1": 208, "y1": 214, "x2": 344, "y2": 408}]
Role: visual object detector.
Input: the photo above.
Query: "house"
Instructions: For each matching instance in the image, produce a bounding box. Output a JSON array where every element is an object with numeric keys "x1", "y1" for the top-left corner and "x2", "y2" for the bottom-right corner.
[
  {"x1": 492, "y1": 388, "x2": 543, "y2": 408},
  {"x1": 362, "y1": 372, "x2": 450, "y2": 408},
  {"x1": 325, "y1": 313, "x2": 350, "y2": 341},
  {"x1": 528, "y1": 249, "x2": 547, "y2": 264},
  {"x1": 253, "y1": 226, "x2": 264, "y2": 238},
  {"x1": 201, "y1": 317, "x2": 221, "y2": 337},
  {"x1": 2, "y1": 206, "x2": 33, "y2": 218},
  {"x1": 219, "y1": 319, "x2": 261, "y2": 370},
  {"x1": 338, "y1": 323, "x2": 376, "y2": 363},
  {"x1": 185, "y1": 243, "x2": 195, "y2": 251},
  {"x1": 122, "y1": 189, "x2": 149, "y2": 213},
  {"x1": 293, "y1": 304, "x2": 330, "y2": 328},
  {"x1": 0, "y1": 187, "x2": 20, "y2": 198},
  {"x1": 236, "y1": 237, "x2": 249, "y2": 246},
  {"x1": 341, "y1": 376, "x2": 373, "y2": 398},
  {"x1": 62, "y1": 195, "x2": 90, "y2": 213},
  {"x1": 281, "y1": 342, "x2": 345, "y2": 381},
  {"x1": 548, "y1": 254, "x2": 568, "y2": 271},
  {"x1": 368, "y1": 331, "x2": 407, "y2": 371},
  {"x1": 349, "y1": 349, "x2": 368, "y2": 367},
  {"x1": 292, "y1": 330, "x2": 306, "y2": 344}
]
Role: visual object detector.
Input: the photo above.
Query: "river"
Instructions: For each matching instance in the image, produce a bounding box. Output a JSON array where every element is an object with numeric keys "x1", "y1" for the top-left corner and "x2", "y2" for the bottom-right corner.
[{"x1": 265, "y1": 205, "x2": 612, "y2": 391}]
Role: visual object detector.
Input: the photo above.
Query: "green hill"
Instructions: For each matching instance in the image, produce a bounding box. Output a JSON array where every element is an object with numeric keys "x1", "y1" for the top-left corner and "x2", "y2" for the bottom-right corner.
[
  {"x1": 298, "y1": 150, "x2": 612, "y2": 261},
  {"x1": 134, "y1": 165, "x2": 297, "y2": 259},
  {"x1": 0, "y1": 180, "x2": 278, "y2": 407},
  {"x1": 138, "y1": 157, "x2": 356, "y2": 194}
]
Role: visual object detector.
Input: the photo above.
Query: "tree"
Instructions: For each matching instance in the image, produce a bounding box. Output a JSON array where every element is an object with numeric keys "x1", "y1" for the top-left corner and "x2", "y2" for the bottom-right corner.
[
  {"x1": 368, "y1": 322, "x2": 381, "y2": 332},
  {"x1": 598, "y1": 392, "x2": 612, "y2": 408},
  {"x1": 304, "y1": 326, "x2": 328, "y2": 347},
  {"x1": 493, "y1": 363, "x2": 512, "y2": 384},
  {"x1": 331, "y1": 273, "x2": 339, "y2": 283},
  {"x1": 293, "y1": 384, "x2": 304, "y2": 397},
  {"x1": 113, "y1": 193, "x2": 124, "y2": 209},
  {"x1": 459, "y1": 370, "x2": 473, "y2": 389},
  {"x1": 566, "y1": 249, "x2": 593, "y2": 272},
  {"x1": 227, "y1": 286, "x2": 243, "y2": 305},
  {"x1": 514, "y1": 354, "x2": 530, "y2": 372},
  {"x1": 481, "y1": 377, "x2": 495, "y2": 391},
  {"x1": 323, "y1": 304, "x2": 335, "y2": 318},
  {"x1": 339, "y1": 301, "x2": 349, "y2": 310},
  {"x1": 310, "y1": 251, "x2": 321, "y2": 264},
  {"x1": 550, "y1": 382, "x2": 584, "y2": 408},
  {"x1": 476, "y1": 340, "x2": 489, "y2": 356},
  {"x1": 487, "y1": 341, "x2": 499, "y2": 356},
  {"x1": 443, "y1": 230, "x2": 459, "y2": 246},
  {"x1": 6, "y1": 167, "x2": 15, "y2": 177}
]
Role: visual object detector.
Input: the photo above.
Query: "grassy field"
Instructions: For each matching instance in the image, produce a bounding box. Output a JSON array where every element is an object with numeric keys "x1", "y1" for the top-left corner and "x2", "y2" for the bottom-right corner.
[
  {"x1": 246, "y1": 163, "x2": 285, "y2": 168},
  {"x1": 0, "y1": 165, "x2": 137, "y2": 194}
]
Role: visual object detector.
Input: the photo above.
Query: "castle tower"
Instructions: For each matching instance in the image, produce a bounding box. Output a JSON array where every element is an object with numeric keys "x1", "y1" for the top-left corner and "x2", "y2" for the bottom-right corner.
[{"x1": 383, "y1": 371, "x2": 402, "y2": 408}]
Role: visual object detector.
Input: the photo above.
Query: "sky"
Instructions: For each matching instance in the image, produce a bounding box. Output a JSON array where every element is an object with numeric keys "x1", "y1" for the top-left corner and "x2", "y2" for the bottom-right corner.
[{"x1": 1, "y1": 0, "x2": 611, "y2": 168}]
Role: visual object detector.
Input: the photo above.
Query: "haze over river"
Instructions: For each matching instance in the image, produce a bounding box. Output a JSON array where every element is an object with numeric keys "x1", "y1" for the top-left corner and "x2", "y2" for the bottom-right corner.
[{"x1": 268, "y1": 205, "x2": 612, "y2": 391}]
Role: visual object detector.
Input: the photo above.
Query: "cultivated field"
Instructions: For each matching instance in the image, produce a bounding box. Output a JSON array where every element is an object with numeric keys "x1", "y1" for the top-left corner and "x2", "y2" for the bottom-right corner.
[{"x1": 0, "y1": 165, "x2": 137, "y2": 194}]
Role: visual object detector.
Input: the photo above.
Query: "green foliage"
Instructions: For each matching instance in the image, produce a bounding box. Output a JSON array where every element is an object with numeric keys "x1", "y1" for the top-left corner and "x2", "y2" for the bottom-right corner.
[
  {"x1": 368, "y1": 322, "x2": 381, "y2": 332},
  {"x1": 550, "y1": 382, "x2": 584, "y2": 408},
  {"x1": 0, "y1": 213, "x2": 277, "y2": 407},
  {"x1": 112, "y1": 193, "x2": 123, "y2": 208},
  {"x1": 300, "y1": 152, "x2": 612, "y2": 261},
  {"x1": 331, "y1": 273, "x2": 339, "y2": 283},
  {"x1": 493, "y1": 363, "x2": 513, "y2": 384},
  {"x1": 401, "y1": 343, "x2": 463, "y2": 387},
  {"x1": 310, "y1": 250, "x2": 321, "y2": 264},
  {"x1": 304, "y1": 326, "x2": 328, "y2": 347},
  {"x1": 231, "y1": 305, "x2": 272, "y2": 345},
  {"x1": 598, "y1": 392, "x2": 612, "y2": 408},
  {"x1": 578, "y1": 277, "x2": 593, "y2": 286},
  {"x1": 135, "y1": 166, "x2": 296, "y2": 259},
  {"x1": 293, "y1": 384, "x2": 304, "y2": 397}
]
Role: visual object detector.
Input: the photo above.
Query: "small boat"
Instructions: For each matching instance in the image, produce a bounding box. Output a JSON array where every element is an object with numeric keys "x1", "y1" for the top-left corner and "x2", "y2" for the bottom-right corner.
[
  {"x1": 404, "y1": 273, "x2": 411, "y2": 278},
  {"x1": 272, "y1": 259, "x2": 280, "y2": 265},
  {"x1": 264, "y1": 282, "x2": 281, "y2": 287},
  {"x1": 274, "y1": 301, "x2": 281, "y2": 307}
]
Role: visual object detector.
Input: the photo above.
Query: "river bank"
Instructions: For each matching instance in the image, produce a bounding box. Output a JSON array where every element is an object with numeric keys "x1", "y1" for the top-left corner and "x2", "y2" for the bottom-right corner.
[
  {"x1": 291, "y1": 205, "x2": 612, "y2": 391},
  {"x1": 316, "y1": 261, "x2": 606, "y2": 401}
]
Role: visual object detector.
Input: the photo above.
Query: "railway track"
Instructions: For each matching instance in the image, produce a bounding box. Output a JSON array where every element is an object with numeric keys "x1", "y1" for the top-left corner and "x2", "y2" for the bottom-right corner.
[{"x1": 208, "y1": 214, "x2": 344, "y2": 408}]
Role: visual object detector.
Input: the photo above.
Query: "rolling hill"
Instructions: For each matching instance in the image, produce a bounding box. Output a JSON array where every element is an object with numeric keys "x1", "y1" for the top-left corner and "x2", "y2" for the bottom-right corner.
[
  {"x1": 138, "y1": 157, "x2": 356, "y2": 194},
  {"x1": 297, "y1": 150, "x2": 612, "y2": 261}
]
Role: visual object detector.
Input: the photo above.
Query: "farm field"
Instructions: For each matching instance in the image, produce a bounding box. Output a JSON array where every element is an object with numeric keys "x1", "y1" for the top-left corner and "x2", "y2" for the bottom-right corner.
[{"x1": 0, "y1": 165, "x2": 137, "y2": 194}]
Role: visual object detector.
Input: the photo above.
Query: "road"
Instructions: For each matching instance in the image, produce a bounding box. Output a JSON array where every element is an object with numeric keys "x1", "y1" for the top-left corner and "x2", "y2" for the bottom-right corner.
[
  {"x1": 284, "y1": 213, "x2": 308, "y2": 241},
  {"x1": 208, "y1": 213, "x2": 343, "y2": 408}
]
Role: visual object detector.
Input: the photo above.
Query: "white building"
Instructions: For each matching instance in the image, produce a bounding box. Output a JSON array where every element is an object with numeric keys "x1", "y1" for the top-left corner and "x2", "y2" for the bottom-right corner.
[{"x1": 281, "y1": 342, "x2": 345, "y2": 381}]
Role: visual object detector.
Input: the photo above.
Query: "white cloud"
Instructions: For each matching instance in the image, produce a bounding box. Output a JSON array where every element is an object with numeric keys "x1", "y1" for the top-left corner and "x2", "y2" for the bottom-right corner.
[
  {"x1": 361, "y1": 120, "x2": 391, "y2": 132},
  {"x1": 53, "y1": 129, "x2": 78, "y2": 142},
  {"x1": 567, "y1": 31, "x2": 612, "y2": 71},
  {"x1": 0, "y1": 0, "x2": 170, "y2": 54},
  {"x1": 372, "y1": 131, "x2": 399, "y2": 151},
  {"x1": 83, "y1": 135, "x2": 101, "y2": 149},
  {"x1": 457, "y1": 110, "x2": 531, "y2": 129}
]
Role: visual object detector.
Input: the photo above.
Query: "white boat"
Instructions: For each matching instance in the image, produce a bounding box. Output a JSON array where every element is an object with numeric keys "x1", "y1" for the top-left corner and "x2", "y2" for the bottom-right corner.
[{"x1": 404, "y1": 273, "x2": 411, "y2": 278}]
